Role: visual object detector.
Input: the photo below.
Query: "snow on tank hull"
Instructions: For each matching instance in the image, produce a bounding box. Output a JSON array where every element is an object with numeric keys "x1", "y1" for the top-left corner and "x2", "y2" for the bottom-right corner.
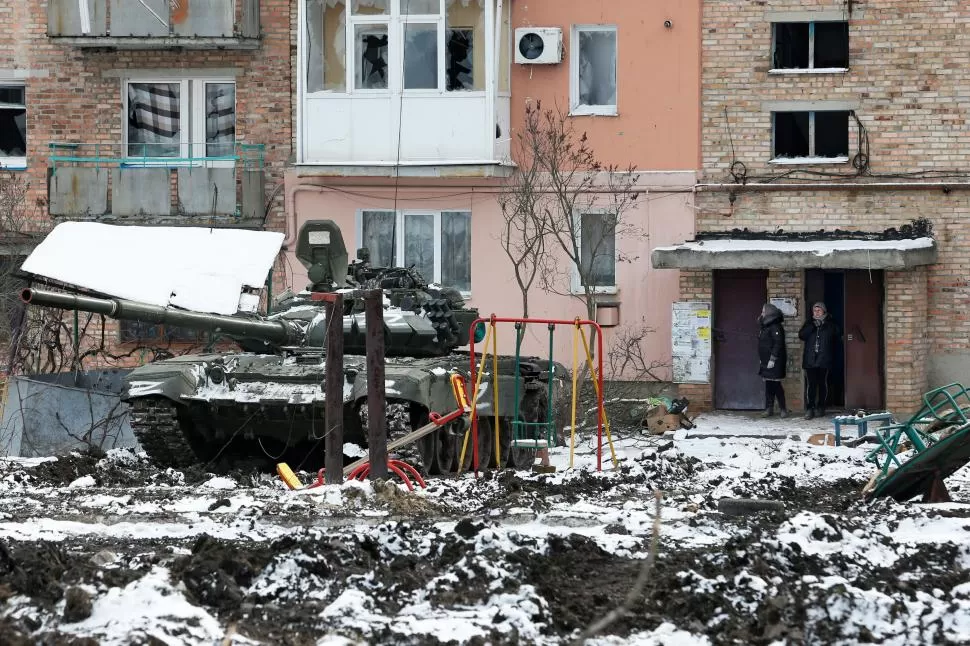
[{"x1": 123, "y1": 350, "x2": 568, "y2": 472}]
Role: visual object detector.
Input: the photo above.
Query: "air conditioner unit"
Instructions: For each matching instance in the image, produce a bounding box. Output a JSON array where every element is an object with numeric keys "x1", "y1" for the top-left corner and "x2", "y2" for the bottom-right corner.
[{"x1": 514, "y1": 27, "x2": 562, "y2": 65}]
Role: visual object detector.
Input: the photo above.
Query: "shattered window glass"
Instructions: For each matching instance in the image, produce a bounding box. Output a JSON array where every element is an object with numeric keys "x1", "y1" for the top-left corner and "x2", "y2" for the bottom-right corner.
[
  {"x1": 356, "y1": 25, "x2": 389, "y2": 89},
  {"x1": 577, "y1": 29, "x2": 616, "y2": 109},
  {"x1": 580, "y1": 212, "x2": 616, "y2": 288},
  {"x1": 306, "y1": 0, "x2": 347, "y2": 93},
  {"x1": 441, "y1": 211, "x2": 471, "y2": 291},
  {"x1": 404, "y1": 213, "x2": 435, "y2": 283},
  {"x1": 127, "y1": 82, "x2": 180, "y2": 157},
  {"x1": 204, "y1": 83, "x2": 235, "y2": 158},
  {"x1": 445, "y1": 0, "x2": 484, "y2": 91},
  {"x1": 352, "y1": 0, "x2": 387, "y2": 15},
  {"x1": 404, "y1": 23, "x2": 439, "y2": 89},
  {"x1": 0, "y1": 84, "x2": 26, "y2": 159},
  {"x1": 361, "y1": 211, "x2": 396, "y2": 266}
]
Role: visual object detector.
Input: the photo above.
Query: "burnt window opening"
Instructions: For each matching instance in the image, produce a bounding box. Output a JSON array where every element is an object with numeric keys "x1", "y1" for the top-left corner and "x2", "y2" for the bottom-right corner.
[
  {"x1": 0, "y1": 84, "x2": 27, "y2": 163},
  {"x1": 772, "y1": 21, "x2": 848, "y2": 70},
  {"x1": 773, "y1": 111, "x2": 849, "y2": 160},
  {"x1": 119, "y1": 320, "x2": 204, "y2": 344}
]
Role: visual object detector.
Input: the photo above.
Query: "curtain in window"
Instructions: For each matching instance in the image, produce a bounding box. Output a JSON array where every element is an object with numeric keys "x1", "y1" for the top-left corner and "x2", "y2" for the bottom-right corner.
[
  {"x1": 580, "y1": 213, "x2": 616, "y2": 287},
  {"x1": 205, "y1": 83, "x2": 235, "y2": 158},
  {"x1": 404, "y1": 213, "x2": 434, "y2": 282},
  {"x1": 127, "y1": 83, "x2": 180, "y2": 157},
  {"x1": 578, "y1": 31, "x2": 617, "y2": 107},
  {"x1": 441, "y1": 211, "x2": 471, "y2": 291},
  {"x1": 361, "y1": 211, "x2": 396, "y2": 267}
]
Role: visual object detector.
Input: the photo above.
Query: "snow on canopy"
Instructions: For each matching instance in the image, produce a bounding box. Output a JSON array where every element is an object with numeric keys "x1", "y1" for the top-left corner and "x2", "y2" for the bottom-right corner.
[{"x1": 20, "y1": 222, "x2": 284, "y2": 315}]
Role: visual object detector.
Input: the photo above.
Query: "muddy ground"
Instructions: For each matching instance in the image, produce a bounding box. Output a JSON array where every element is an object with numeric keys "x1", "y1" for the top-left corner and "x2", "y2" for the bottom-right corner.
[{"x1": 1, "y1": 423, "x2": 969, "y2": 645}]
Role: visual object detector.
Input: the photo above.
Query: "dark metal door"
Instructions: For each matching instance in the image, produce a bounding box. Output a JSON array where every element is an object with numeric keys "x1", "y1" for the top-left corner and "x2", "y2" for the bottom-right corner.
[
  {"x1": 844, "y1": 270, "x2": 884, "y2": 409},
  {"x1": 713, "y1": 270, "x2": 767, "y2": 409}
]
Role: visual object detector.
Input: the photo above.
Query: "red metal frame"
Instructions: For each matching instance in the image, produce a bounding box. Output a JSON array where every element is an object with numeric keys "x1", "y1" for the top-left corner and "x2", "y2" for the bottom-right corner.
[{"x1": 467, "y1": 315, "x2": 606, "y2": 473}]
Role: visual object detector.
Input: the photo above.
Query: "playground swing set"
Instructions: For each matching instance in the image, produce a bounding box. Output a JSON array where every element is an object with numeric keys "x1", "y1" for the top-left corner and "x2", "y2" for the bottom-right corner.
[{"x1": 277, "y1": 315, "x2": 619, "y2": 491}]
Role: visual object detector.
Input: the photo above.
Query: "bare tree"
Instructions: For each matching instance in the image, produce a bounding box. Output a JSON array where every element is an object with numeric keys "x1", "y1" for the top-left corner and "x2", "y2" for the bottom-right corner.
[{"x1": 499, "y1": 101, "x2": 644, "y2": 335}]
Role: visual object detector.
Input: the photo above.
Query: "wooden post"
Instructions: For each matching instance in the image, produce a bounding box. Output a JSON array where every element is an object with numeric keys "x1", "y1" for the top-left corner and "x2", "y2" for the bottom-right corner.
[
  {"x1": 324, "y1": 293, "x2": 344, "y2": 484},
  {"x1": 365, "y1": 289, "x2": 388, "y2": 479}
]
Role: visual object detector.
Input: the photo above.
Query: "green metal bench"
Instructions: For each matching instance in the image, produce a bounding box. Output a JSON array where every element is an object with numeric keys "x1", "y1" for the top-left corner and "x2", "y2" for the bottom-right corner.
[{"x1": 865, "y1": 383, "x2": 970, "y2": 502}]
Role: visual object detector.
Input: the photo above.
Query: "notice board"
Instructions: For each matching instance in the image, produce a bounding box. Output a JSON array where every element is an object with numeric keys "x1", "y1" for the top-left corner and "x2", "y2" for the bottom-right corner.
[{"x1": 672, "y1": 301, "x2": 712, "y2": 383}]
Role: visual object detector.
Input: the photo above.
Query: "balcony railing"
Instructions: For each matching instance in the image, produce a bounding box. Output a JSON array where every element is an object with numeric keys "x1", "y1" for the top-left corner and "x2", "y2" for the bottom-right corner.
[
  {"x1": 47, "y1": 0, "x2": 260, "y2": 49},
  {"x1": 48, "y1": 142, "x2": 265, "y2": 221}
]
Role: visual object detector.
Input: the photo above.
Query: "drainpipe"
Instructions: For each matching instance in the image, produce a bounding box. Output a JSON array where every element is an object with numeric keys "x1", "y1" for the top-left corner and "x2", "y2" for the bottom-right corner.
[{"x1": 283, "y1": 183, "x2": 332, "y2": 249}]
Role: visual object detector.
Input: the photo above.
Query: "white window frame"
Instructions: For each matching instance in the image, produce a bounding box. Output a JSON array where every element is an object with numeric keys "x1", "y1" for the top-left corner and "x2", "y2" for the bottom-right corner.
[
  {"x1": 770, "y1": 110, "x2": 850, "y2": 165},
  {"x1": 769, "y1": 21, "x2": 849, "y2": 74},
  {"x1": 355, "y1": 208, "x2": 472, "y2": 295},
  {"x1": 571, "y1": 210, "x2": 618, "y2": 295},
  {"x1": 570, "y1": 24, "x2": 618, "y2": 117},
  {"x1": 0, "y1": 82, "x2": 27, "y2": 170},
  {"x1": 123, "y1": 77, "x2": 236, "y2": 166}
]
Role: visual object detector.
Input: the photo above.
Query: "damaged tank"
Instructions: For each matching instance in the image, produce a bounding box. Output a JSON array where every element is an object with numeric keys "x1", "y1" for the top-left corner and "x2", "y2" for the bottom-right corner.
[{"x1": 20, "y1": 220, "x2": 566, "y2": 473}]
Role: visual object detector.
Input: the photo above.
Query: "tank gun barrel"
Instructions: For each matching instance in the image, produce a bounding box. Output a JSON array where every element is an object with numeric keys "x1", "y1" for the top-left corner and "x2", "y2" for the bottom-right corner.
[{"x1": 21, "y1": 288, "x2": 300, "y2": 345}]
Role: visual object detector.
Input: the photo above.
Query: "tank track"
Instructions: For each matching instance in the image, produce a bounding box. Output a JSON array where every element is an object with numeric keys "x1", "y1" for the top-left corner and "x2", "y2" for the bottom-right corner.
[{"x1": 129, "y1": 398, "x2": 201, "y2": 469}]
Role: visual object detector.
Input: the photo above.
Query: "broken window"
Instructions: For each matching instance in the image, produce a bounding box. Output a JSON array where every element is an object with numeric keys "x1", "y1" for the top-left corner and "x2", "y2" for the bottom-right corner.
[
  {"x1": 446, "y1": 0, "x2": 485, "y2": 91},
  {"x1": 578, "y1": 212, "x2": 616, "y2": 289},
  {"x1": 358, "y1": 210, "x2": 472, "y2": 292},
  {"x1": 574, "y1": 26, "x2": 617, "y2": 114},
  {"x1": 772, "y1": 21, "x2": 848, "y2": 70},
  {"x1": 0, "y1": 84, "x2": 26, "y2": 167},
  {"x1": 306, "y1": 0, "x2": 347, "y2": 93},
  {"x1": 404, "y1": 23, "x2": 439, "y2": 89},
  {"x1": 356, "y1": 25, "x2": 389, "y2": 89},
  {"x1": 126, "y1": 79, "x2": 235, "y2": 160},
  {"x1": 773, "y1": 110, "x2": 849, "y2": 160},
  {"x1": 352, "y1": 0, "x2": 387, "y2": 15}
]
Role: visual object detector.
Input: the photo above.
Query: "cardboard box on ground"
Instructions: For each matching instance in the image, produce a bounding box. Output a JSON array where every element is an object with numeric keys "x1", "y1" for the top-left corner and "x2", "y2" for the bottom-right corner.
[{"x1": 643, "y1": 397, "x2": 695, "y2": 435}]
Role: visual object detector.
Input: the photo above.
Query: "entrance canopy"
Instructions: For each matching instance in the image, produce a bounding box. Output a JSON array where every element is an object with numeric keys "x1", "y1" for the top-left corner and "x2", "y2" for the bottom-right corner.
[{"x1": 652, "y1": 237, "x2": 937, "y2": 270}]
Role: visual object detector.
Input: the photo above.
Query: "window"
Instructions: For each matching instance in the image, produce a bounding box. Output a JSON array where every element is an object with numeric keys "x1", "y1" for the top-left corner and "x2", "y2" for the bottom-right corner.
[
  {"x1": 357, "y1": 210, "x2": 471, "y2": 292},
  {"x1": 0, "y1": 84, "x2": 26, "y2": 169},
  {"x1": 571, "y1": 26, "x2": 617, "y2": 116},
  {"x1": 574, "y1": 211, "x2": 616, "y2": 292},
  {"x1": 125, "y1": 78, "x2": 235, "y2": 160},
  {"x1": 772, "y1": 21, "x2": 848, "y2": 71},
  {"x1": 305, "y1": 0, "x2": 493, "y2": 94},
  {"x1": 772, "y1": 111, "x2": 849, "y2": 162}
]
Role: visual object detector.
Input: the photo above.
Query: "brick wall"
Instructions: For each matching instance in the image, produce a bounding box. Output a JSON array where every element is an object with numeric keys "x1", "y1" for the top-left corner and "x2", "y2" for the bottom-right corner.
[
  {"x1": 1, "y1": 0, "x2": 292, "y2": 234},
  {"x1": 677, "y1": 270, "x2": 713, "y2": 410},
  {"x1": 885, "y1": 267, "x2": 930, "y2": 414},
  {"x1": 1, "y1": 0, "x2": 294, "y2": 368}
]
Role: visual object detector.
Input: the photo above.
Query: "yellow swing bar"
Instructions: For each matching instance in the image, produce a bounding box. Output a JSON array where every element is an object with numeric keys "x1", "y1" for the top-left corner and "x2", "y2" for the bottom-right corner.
[
  {"x1": 579, "y1": 326, "x2": 619, "y2": 470},
  {"x1": 458, "y1": 322, "x2": 494, "y2": 474}
]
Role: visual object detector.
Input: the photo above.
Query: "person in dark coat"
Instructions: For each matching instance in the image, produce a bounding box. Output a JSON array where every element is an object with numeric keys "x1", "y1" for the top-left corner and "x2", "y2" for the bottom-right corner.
[
  {"x1": 799, "y1": 301, "x2": 841, "y2": 419},
  {"x1": 758, "y1": 302, "x2": 788, "y2": 418}
]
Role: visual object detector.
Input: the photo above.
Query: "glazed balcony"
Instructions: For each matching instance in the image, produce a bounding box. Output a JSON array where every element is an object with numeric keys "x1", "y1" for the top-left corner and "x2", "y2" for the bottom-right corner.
[
  {"x1": 47, "y1": 142, "x2": 266, "y2": 225},
  {"x1": 47, "y1": 0, "x2": 260, "y2": 49}
]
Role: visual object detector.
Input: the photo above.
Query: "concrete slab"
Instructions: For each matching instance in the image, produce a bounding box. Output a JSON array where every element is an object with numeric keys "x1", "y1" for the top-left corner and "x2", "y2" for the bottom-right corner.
[{"x1": 681, "y1": 411, "x2": 835, "y2": 440}]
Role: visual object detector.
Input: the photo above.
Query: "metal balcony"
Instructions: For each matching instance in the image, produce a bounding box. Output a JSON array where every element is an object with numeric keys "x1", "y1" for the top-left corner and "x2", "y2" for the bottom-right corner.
[
  {"x1": 47, "y1": 142, "x2": 266, "y2": 224},
  {"x1": 47, "y1": 0, "x2": 260, "y2": 49}
]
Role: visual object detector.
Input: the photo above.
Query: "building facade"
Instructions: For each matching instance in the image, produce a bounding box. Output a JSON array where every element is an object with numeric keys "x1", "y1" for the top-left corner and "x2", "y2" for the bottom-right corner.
[
  {"x1": 1, "y1": 0, "x2": 291, "y2": 363},
  {"x1": 654, "y1": 0, "x2": 963, "y2": 415},
  {"x1": 284, "y1": 0, "x2": 700, "y2": 364}
]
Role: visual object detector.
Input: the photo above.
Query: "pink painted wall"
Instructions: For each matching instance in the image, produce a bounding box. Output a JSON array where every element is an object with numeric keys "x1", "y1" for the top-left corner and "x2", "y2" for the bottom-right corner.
[
  {"x1": 511, "y1": 0, "x2": 701, "y2": 170},
  {"x1": 282, "y1": 174, "x2": 694, "y2": 378}
]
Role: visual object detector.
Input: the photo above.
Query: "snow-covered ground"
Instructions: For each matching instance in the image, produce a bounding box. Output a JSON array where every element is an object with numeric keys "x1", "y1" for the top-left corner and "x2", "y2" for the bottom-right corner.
[{"x1": 1, "y1": 411, "x2": 969, "y2": 645}]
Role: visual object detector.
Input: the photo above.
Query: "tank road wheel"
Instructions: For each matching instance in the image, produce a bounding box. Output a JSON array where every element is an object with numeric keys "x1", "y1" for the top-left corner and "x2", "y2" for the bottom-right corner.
[
  {"x1": 129, "y1": 397, "x2": 212, "y2": 469},
  {"x1": 417, "y1": 430, "x2": 441, "y2": 476},
  {"x1": 481, "y1": 417, "x2": 511, "y2": 469},
  {"x1": 475, "y1": 417, "x2": 494, "y2": 471},
  {"x1": 435, "y1": 423, "x2": 457, "y2": 474}
]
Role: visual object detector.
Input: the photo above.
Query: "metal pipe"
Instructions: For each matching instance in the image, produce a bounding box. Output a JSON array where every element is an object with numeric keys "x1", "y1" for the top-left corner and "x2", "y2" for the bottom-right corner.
[{"x1": 697, "y1": 181, "x2": 970, "y2": 192}]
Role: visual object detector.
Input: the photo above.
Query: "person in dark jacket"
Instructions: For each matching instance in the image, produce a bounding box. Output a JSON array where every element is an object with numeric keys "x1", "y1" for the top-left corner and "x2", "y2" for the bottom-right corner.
[
  {"x1": 758, "y1": 302, "x2": 788, "y2": 418},
  {"x1": 799, "y1": 301, "x2": 841, "y2": 419}
]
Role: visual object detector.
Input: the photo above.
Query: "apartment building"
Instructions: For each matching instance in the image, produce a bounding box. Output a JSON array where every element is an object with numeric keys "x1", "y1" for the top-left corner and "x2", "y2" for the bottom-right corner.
[
  {"x1": 653, "y1": 1, "x2": 960, "y2": 415},
  {"x1": 284, "y1": 0, "x2": 700, "y2": 362},
  {"x1": 1, "y1": 0, "x2": 290, "y2": 355}
]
